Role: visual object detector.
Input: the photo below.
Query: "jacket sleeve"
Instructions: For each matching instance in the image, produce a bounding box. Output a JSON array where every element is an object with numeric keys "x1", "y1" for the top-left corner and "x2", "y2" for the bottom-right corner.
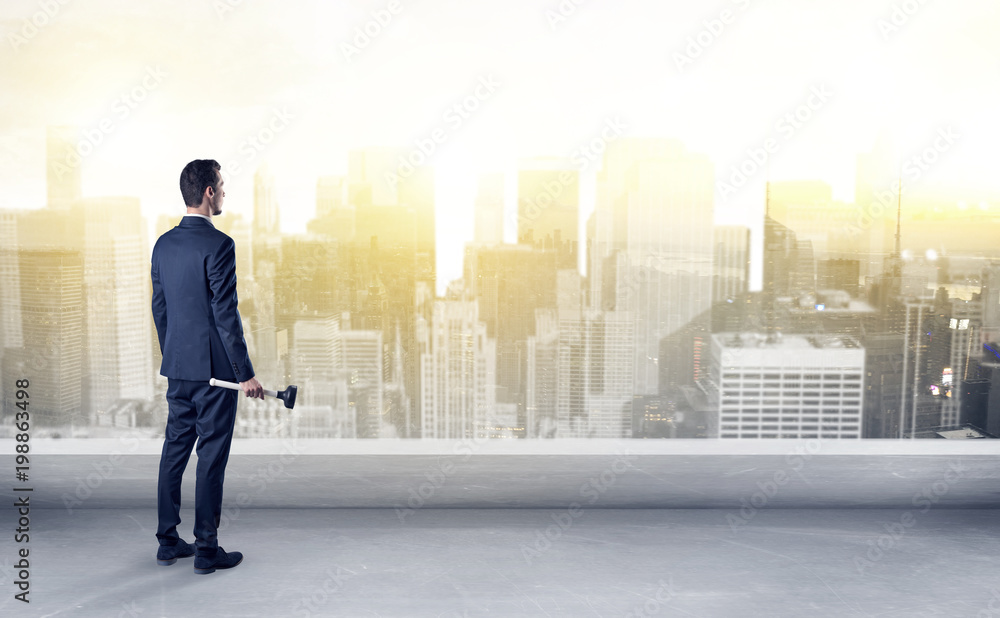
[
  {"x1": 207, "y1": 236, "x2": 255, "y2": 381},
  {"x1": 151, "y1": 248, "x2": 167, "y2": 353}
]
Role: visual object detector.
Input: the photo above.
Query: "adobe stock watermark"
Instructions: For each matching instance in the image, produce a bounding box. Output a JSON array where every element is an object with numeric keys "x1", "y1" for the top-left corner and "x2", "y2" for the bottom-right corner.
[
  {"x1": 877, "y1": 0, "x2": 932, "y2": 41},
  {"x1": 511, "y1": 116, "x2": 627, "y2": 233},
  {"x1": 844, "y1": 126, "x2": 959, "y2": 237},
  {"x1": 7, "y1": 0, "x2": 73, "y2": 53},
  {"x1": 61, "y1": 431, "x2": 144, "y2": 514},
  {"x1": 545, "y1": 0, "x2": 587, "y2": 31},
  {"x1": 217, "y1": 437, "x2": 307, "y2": 531},
  {"x1": 341, "y1": 0, "x2": 406, "y2": 61},
  {"x1": 394, "y1": 456, "x2": 460, "y2": 521},
  {"x1": 622, "y1": 577, "x2": 680, "y2": 618},
  {"x1": 520, "y1": 449, "x2": 638, "y2": 564},
  {"x1": 726, "y1": 439, "x2": 822, "y2": 533},
  {"x1": 673, "y1": 0, "x2": 754, "y2": 71},
  {"x1": 49, "y1": 65, "x2": 168, "y2": 181},
  {"x1": 115, "y1": 600, "x2": 143, "y2": 618},
  {"x1": 220, "y1": 107, "x2": 295, "y2": 181},
  {"x1": 852, "y1": 459, "x2": 965, "y2": 575},
  {"x1": 717, "y1": 85, "x2": 833, "y2": 202},
  {"x1": 213, "y1": 0, "x2": 246, "y2": 20},
  {"x1": 394, "y1": 419, "x2": 506, "y2": 522},
  {"x1": 277, "y1": 563, "x2": 357, "y2": 617},
  {"x1": 613, "y1": 252, "x2": 674, "y2": 306},
  {"x1": 383, "y1": 74, "x2": 500, "y2": 190}
]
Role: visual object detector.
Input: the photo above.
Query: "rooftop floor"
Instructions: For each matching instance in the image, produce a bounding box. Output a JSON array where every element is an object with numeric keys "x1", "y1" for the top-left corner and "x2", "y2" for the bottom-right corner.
[
  {"x1": 12, "y1": 507, "x2": 1000, "y2": 617},
  {"x1": 6, "y1": 440, "x2": 999, "y2": 616}
]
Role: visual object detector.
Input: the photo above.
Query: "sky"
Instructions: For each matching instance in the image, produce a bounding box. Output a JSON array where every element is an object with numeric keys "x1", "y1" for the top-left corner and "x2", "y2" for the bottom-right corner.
[{"x1": 2, "y1": 0, "x2": 999, "y2": 292}]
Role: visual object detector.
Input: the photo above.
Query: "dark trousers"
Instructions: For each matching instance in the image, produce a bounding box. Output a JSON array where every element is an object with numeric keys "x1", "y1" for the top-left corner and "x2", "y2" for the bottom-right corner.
[{"x1": 156, "y1": 378, "x2": 239, "y2": 556}]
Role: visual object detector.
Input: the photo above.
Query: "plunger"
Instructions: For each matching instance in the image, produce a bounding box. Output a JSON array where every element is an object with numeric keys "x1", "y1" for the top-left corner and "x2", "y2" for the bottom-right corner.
[{"x1": 209, "y1": 378, "x2": 298, "y2": 409}]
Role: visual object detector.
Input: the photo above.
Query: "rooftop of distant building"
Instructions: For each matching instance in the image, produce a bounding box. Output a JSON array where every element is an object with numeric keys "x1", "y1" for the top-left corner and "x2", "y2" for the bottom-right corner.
[{"x1": 713, "y1": 332, "x2": 862, "y2": 350}]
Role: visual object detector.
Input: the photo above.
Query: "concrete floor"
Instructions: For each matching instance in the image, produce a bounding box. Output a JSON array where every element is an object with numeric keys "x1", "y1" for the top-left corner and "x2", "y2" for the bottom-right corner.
[{"x1": 8, "y1": 507, "x2": 1000, "y2": 617}]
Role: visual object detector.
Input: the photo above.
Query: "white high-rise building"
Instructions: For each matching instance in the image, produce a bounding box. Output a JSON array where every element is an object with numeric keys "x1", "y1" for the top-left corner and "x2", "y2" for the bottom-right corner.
[
  {"x1": 78, "y1": 198, "x2": 154, "y2": 423},
  {"x1": 527, "y1": 304, "x2": 634, "y2": 439},
  {"x1": 855, "y1": 134, "x2": 899, "y2": 277},
  {"x1": 585, "y1": 310, "x2": 634, "y2": 437},
  {"x1": 342, "y1": 328, "x2": 384, "y2": 439},
  {"x1": 601, "y1": 144, "x2": 714, "y2": 396},
  {"x1": 590, "y1": 138, "x2": 688, "y2": 309},
  {"x1": 709, "y1": 333, "x2": 865, "y2": 439},
  {"x1": 291, "y1": 316, "x2": 353, "y2": 438},
  {"x1": 526, "y1": 309, "x2": 559, "y2": 438},
  {"x1": 292, "y1": 316, "x2": 342, "y2": 381},
  {"x1": 418, "y1": 300, "x2": 497, "y2": 439}
]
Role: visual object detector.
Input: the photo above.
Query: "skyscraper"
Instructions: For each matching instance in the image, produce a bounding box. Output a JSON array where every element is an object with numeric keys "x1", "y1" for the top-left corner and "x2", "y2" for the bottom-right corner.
[
  {"x1": 342, "y1": 328, "x2": 384, "y2": 439},
  {"x1": 526, "y1": 269, "x2": 633, "y2": 439},
  {"x1": 418, "y1": 300, "x2": 497, "y2": 439},
  {"x1": 77, "y1": 197, "x2": 154, "y2": 423},
  {"x1": 710, "y1": 333, "x2": 865, "y2": 439},
  {"x1": 17, "y1": 249, "x2": 84, "y2": 427},
  {"x1": 464, "y1": 243, "x2": 558, "y2": 434},
  {"x1": 614, "y1": 152, "x2": 715, "y2": 395},
  {"x1": 0, "y1": 211, "x2": 23, "y2": 393},
  {"x1": 348, "y1": 147, "x2": 436, "y2": 273},
  {"x1": 310, "y1": 175, "x2": 355, "y2": 242},
  {"x1": 899, "y1": 297, "x2": 938, "y2": 438},
  {"x1": 939, "y1": 295, "x2": 981, "y2": 427},
  {"x1": 292, "y1": 315, "x2": 342, "y2": 382},
  {"x1": 713, "y1": 225, "x2": 750, "y2": 302},
  {"x1": 590, "y1": 138, "x2": 687, "y2": 310},
  {"x1": 253, "y1": 163, "x2": 280, "y2": 237},
  {"x1": 45, "y1": 126, "x2": 82, "y2": 210},
  {"x1": 316, "y1": 175, "x2": 346, "y2": 218},
  {"x1": 474, "y1": 172, "x2": 505, "y2": 246},
  {"x1": 767, "y1": 181, "x2": 855, "y2": 262},
  {"x1": 855, "y1": 134, "x2": 899, "y2": 278},
  {"x1": 291, "y1": 315, "x2": 353, "y2": 438},
  {"x1": 518, "y1": 158, "x2": 579, "y2": 270}
]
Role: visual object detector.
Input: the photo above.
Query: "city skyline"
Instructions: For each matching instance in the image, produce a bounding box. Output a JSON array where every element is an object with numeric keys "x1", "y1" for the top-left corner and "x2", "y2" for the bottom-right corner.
[
  {"x1": 4, "y1": 0, "x2": 1000, "y2": 442},
  {"x1": 5, "y1": 130, "x2": 1000, "y2": 439},
  {"x1": 5, "y1": 128, "x2": 995, "y2": 295}
]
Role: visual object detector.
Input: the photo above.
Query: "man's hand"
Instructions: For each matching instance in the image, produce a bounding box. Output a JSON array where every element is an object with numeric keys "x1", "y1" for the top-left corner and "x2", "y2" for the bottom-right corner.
[{"x1": 240, "y1": 377, "x2": 265, "y2": 399}]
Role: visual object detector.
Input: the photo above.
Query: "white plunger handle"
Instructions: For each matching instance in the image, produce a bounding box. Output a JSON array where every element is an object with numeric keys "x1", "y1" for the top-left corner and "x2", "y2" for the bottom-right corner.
[{"x1": 209, "y1": 378, "x2": 278, "y2": 398}]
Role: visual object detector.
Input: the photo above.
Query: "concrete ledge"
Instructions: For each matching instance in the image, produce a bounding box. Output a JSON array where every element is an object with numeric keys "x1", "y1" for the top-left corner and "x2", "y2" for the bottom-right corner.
[
  {"x1": 17, "y1": 437, "x2": 1000, "y2": 455},
  {"x1": 3, "y1": 439, "x2": 999, "y2": 510}
]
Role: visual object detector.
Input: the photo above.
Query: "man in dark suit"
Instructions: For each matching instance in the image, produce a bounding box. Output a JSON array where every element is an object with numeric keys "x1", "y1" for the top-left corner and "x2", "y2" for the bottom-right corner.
[{"x1": 151, "y1": 159, "x2": 264, "y2": 574}]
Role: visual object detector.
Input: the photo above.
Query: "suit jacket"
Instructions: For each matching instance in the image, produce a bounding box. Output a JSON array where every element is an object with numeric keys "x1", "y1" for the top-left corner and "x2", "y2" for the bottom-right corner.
[{"x1": 151, "y1": 216, "x2": 254, "y2": 382}]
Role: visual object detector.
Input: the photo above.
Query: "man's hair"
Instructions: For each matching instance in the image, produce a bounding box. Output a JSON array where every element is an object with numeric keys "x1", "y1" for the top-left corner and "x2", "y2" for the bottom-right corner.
[{"x1": 179, "y1": 159, "x2": 222, "y2": 207}]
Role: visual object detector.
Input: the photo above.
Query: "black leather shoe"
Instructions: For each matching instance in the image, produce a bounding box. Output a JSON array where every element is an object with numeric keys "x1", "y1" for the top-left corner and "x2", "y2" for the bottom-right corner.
[
  {"x1": 193, "y1": 547, "x2": 243, "y2": 574},
  {"x1": 156, "y1": 539, "x2": 195, "y2": 566}
]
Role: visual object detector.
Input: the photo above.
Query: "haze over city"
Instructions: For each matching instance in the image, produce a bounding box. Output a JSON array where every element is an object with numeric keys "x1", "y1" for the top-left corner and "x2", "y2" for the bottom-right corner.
[{"x1": 2, "y1": 0, "x2": 999, "y2": 290}]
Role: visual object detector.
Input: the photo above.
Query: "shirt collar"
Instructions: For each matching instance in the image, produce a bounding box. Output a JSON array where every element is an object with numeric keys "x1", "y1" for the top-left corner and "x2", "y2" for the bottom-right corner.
[{"x1": 183, "y1": 213, "x2": 215, "y2": 228}]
